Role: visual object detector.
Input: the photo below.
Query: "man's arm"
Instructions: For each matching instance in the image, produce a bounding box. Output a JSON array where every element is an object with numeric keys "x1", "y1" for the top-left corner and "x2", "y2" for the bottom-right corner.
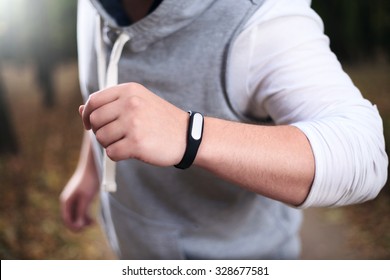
[
  {"x1": 195, "y1": 118, "x2": 314, "y2": 206},
  {"x1": 60, "y1": 131, "x2": 100, "y2": 231},
  {"x1": 80, "y1": 83, "x2": 314, "y2": 206}
]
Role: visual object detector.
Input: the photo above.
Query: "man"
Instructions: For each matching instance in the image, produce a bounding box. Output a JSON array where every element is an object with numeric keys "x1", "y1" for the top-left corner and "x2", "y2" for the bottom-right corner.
[{"x1": 60, "y1": 0, "x2": 388, "y2": 259}]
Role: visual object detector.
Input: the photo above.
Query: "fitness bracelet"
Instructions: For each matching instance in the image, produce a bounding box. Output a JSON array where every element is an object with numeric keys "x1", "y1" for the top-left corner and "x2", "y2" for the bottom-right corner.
[{"x1": 174, "y1": 111, "x2": 204, "y2": 169}]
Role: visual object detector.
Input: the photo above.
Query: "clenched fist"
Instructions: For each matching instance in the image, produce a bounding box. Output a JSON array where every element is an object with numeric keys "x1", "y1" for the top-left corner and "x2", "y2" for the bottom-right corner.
[{"x1": 80, "y1": 83, "x2": 189, "y2": 166}]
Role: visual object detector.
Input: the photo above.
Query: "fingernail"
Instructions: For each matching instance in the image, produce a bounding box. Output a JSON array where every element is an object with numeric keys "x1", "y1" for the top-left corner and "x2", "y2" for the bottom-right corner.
[{"x1": 79, "y1": 105, "x2": 84, "y2": 116}]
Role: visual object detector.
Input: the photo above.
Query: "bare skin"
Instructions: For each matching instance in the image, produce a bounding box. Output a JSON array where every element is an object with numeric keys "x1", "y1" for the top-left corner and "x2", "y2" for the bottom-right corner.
[
  {"x1": 60, "y1": 132, "x2": 99, "y2": 231},
  {"x1": 60, "y1": 82, "x2": 314, "y2": 231},
  {"x1": 122, "y1": 0, "x2": 154, "y2": 22}
]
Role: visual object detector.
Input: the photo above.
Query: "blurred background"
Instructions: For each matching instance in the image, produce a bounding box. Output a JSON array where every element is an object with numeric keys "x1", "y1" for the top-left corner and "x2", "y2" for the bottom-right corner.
[{"x1": 0, "y1": 0, "x2": 389, "y2": 259}]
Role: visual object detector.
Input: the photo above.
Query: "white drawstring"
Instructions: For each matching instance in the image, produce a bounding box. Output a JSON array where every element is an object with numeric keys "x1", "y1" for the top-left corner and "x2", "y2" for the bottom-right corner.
[{"x1": 95, "y1": 16, "x2": 130, "y2": 192}]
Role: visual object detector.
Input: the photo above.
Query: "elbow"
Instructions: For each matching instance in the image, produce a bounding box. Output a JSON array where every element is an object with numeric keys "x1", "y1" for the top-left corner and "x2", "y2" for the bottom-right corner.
[
  {"x1": 360, "y1": 149, "x2": 388, "y2": 202},
  {"x1": 295, "y1": 113, "x2": 388, "y2": 208},
  {"x1": 345, "y1": 152, "x2": 388, "y2": 205},
  {"x1": 354, "y1": 114, "x2": 389, "y2": 203},
  {"x1": 301, "y1": 142, "x2": 388, "y2": 208}
]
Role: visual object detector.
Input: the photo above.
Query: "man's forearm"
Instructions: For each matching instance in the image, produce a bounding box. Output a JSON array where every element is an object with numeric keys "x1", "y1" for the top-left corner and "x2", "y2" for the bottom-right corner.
[
  {"x1": 76, "y1": 131, "x2": 99, "y2": 180},
  {"x1": 194, "y1": 117, "x2": 315, "y2": 206}
]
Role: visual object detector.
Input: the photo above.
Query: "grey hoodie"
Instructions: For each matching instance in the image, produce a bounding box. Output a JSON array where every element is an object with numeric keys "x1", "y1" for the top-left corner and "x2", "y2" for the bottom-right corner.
[{"x1": 77, "y1": 0, "x2": 302, "y2": 259}]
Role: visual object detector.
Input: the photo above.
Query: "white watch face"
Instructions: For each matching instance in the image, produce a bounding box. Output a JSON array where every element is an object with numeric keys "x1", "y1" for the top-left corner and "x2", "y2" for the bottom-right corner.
[{"x1": 191, "y1": 113, "x2": 203, "y2": 140}]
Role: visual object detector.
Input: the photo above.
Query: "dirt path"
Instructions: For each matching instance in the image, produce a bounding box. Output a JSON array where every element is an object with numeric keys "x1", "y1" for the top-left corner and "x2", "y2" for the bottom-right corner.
[{"x1": 300, "y1": 208, "x2": 360, "y2": 259}]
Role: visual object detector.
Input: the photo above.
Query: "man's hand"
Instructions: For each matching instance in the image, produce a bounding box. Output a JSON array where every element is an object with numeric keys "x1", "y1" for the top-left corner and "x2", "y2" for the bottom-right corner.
[
  {"x1": 60, "y1": 132, "x2": 100, "y2": 232},
  {"x1": 60, "y1": 168, "x2": 99, "y2": 231},
  {"x1": 80, "y1": 83, "x2": 188, "y2": 166}
]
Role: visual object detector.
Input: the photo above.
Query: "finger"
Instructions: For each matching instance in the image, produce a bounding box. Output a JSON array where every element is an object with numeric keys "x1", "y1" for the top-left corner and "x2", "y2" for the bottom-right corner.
[
  {"x1": 61, "y1": 195, "x2": 79, "y2": 231},
  {"x1": 79, "y1": 105, "x2": 85, "y2": 116},
  {"x1": 106, "y1": 138, "x2": 133, "y2": 162},
  {"x1": 82, "y1": 89, "x2": 119, "y2": 130},
  {"x1": 89, "y1": 100, "x2": 121, "y2": 133},
  {"x1": 75, "y1": 195, "x2": 90, "y2": 231},
  {"x1": 95, "y1": 120, "x2": 126, "y2": 148}
]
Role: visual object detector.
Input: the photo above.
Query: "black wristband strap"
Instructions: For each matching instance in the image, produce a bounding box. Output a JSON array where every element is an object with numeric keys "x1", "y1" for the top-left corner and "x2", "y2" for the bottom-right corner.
[{"x1": 174, "y1": 111, "x2": 204, "y2": 170}]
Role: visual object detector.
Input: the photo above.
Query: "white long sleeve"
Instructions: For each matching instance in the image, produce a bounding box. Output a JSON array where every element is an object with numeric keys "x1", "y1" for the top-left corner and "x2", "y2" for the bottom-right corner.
[{"x1": 228, "y1": 0, "x2": 388, "y2": 207}]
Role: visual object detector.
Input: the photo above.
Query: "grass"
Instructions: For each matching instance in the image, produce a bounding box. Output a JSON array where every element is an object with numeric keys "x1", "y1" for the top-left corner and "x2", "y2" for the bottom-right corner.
[{"x1": 0, "y1": 60, "x2": 389, "y2": 259}]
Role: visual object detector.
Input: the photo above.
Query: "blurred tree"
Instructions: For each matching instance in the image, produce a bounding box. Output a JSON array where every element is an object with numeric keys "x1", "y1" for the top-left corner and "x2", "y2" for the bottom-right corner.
[
  {"x1": 0, "y1": 1, "x2": 19, "y2": 154},
  {"x1": 312, "y1": 0, "x2": 390, "y2": 62},
  {"x1": 0, "y1": 0, "x2": 78, "y2": 108},
  {"x1": 0, "y1": 0, "x2": 78, "y2": 154},
  {"x1": 32, "y1": 0, "x2": 57, "y2": 108},
  {"x1": 0, "y1": 64, "x2": 19, "y2": 155},
  {"x1": 31, "y1": 0, "x2": 78, "y2": 108}
]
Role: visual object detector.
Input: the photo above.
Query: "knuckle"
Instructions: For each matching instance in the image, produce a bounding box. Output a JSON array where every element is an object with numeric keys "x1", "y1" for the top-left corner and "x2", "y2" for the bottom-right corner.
[
  {"x1": 132, "y1": 133, "x2": 145, "y2": 150},
  {"x1": 131, "y1": 135, "x2": 148, "y2": 159},
  {"x1": 128, "y1": 115, "x2": 142, "y2": 131},
  {"x1": 95, "y1": 130, "x2": 107, "y2": 147},
  {"x1": 88, "y1": 94, "x2": 98, "y2": 107},
  {"x1": 89, "y1": 111, "x2": 98, "y2": 125},
  {"x1": 125, "y1": 95, "x2": 143, "y2": 111},
  {"x1": 106, "y1": 146, "x2": 121, "y2": 161}
]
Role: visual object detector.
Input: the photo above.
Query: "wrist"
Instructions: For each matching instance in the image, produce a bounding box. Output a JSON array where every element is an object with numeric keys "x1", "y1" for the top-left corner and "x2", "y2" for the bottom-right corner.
[
  {"x1": 192, "y1": 116, "x2": 214, "y2": 168},
  {"x1": 174, "y1": 111, "x2": 204, "y2": 169}
]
